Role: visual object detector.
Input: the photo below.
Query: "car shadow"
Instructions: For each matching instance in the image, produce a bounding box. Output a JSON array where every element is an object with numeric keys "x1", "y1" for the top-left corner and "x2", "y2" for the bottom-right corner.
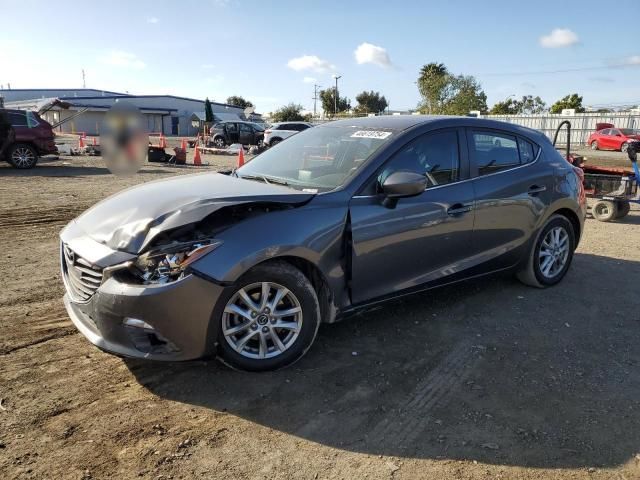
[{"x1": 125, "y1": 253, "x2": 640, "y2": 469}]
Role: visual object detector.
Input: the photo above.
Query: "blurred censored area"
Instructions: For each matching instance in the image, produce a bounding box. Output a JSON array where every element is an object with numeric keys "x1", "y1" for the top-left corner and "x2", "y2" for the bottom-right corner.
[{"x1": 100, "y1": 102, "x2": 148, "y2": 175}]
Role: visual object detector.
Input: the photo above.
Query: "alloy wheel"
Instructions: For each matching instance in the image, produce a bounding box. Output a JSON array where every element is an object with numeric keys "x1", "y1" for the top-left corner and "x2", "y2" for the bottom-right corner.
[
  {"x1": 12, "y1": 147, "x2": 36, "y2": 168},
  {"x1": 214, "y1": 138, "x2": 225, "y2": 148},
  {"x1": 538, "y1": 226, "x2": 570, "y2": 278},
  {"x1": 222, "y1": 282, "x2": 303, "y2": 360}
]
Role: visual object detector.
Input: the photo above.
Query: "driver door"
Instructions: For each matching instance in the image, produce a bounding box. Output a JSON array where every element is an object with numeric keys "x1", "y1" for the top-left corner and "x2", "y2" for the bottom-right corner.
[{"x1": 348, "y1": 128, "x2": 475, "y2": 304}]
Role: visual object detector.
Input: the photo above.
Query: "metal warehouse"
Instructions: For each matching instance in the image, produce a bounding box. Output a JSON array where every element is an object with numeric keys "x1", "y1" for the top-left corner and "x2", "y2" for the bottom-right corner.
[{"x1": 1, "y1": 88, "x2": 262, "y2": 136}]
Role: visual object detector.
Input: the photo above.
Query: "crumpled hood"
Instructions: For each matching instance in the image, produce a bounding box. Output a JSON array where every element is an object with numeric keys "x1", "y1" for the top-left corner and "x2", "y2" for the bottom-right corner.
[{"x1": 68, "y1": 172, "x2": 313, "y2": 254}]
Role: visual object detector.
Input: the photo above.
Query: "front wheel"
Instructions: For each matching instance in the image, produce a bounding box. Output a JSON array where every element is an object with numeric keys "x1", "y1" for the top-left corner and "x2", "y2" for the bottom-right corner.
[
  {"x1": 517, "y1": 214, "x2": 575, "y2": 288},
  {"x1": 213, "y1": 137, "x2": 226, "y2": 148},
  {"x1": 621, "y1": 142, "x2": 629, "y2": 153},
  {"x1": 214, "y1": 261, "x2": 320, "y2": 371},
  {"x1": 9, "y1": 143, "x2": 38, "y2": 169}
]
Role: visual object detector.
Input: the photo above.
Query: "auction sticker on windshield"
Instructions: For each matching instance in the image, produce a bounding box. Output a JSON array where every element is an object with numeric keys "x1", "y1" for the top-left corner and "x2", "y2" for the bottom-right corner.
[{"x1": 350, "y1": 130, "x2": 392, "y2": 139}]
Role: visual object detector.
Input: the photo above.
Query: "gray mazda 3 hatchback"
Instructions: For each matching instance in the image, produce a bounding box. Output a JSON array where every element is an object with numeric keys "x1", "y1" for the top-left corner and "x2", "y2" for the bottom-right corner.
[{"x1": 60, "y1": 116, "x2": 586, "y2": 371}]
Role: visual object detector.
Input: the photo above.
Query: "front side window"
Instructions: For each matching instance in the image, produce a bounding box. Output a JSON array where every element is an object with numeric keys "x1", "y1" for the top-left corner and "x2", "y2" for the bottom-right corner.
[
  {"x1": 472, "y1": 131, "x2": 520, "y2": 175},
  {"x1": 239, "y1": 123, "x2": 252, "y2": 133},
  {"x1": 236, "y1": 125, "x2": 396, "y2": 192},
  {"x1": 380, "y1": 130, "x2": 460, "y2": 189}
]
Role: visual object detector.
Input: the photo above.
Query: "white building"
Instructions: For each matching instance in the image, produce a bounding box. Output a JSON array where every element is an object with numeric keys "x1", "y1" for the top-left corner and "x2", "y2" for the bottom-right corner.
[{"x1": 1, "y1": 88, "x2": 262, "y2": 136}]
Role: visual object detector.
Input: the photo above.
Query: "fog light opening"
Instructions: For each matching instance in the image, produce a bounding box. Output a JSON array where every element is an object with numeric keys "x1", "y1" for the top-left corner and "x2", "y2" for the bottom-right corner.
[{"x1": 123, "y1": 317, "x2": 154, "y2": 330}]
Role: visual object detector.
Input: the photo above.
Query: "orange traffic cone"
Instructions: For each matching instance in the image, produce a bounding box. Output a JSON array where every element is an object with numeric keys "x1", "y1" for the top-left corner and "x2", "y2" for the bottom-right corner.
[
  {"x1": 79, "y1": 136, "x2": 85, "y2": 148},
  {"x1": 180, "y1": 138, "x2": 187, "y2": 150},
  {"x1": 237, "y1": 146, "x2": 245, "y2": 167},
  {"x1": 92, "y1": 137, "x2": 97, "y2": 146},
  {"x1": 193, "y1": 146, "x2": 202, "y2": 166}
]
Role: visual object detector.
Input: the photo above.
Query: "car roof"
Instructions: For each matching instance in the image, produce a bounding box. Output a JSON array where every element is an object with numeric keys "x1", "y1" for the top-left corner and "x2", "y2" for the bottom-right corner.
[{"x1": 318, "y1": 115, "x2": 548, "y2": 143}]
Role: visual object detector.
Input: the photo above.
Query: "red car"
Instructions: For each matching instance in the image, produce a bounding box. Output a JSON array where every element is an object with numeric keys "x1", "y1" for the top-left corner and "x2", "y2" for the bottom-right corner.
[
  {"x1": 587, "y1": 126, "x2": 640, "y2": 153},
  {"x1": 0, "y1": 108, "x2": 57, "y2": 169}
]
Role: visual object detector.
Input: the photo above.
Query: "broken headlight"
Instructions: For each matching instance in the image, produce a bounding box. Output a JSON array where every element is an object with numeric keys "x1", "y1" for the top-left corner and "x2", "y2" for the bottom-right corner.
[{"x1": 132, "y1": 240, "x2": 222, "y2": 284}]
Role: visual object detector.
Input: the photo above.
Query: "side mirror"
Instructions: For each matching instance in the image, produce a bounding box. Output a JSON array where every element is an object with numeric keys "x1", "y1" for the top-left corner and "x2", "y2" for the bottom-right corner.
[{"x1": 380, "y1": 170, "x2": 427, "y2": 207}]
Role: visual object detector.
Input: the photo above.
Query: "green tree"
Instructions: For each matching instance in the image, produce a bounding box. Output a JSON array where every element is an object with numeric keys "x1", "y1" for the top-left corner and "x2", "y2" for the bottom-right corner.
[
  {"x1": 226, "y1": 96, "x2": 254, "y2": 109},
  {"x1": 320, "y1": 89, "x2": 351, "y2": 116},
  {"x1": 204, "y1": 97, "x2": 214, "y2": 123},
  {"x1": 518, "y1": 95, "x2": 546, "y2": 114},
  {"x1": 417, "y1": 63, "x2": 487, "y2": 115},
  {"x1": 271, "y1": 103, "x2": 310, "y2": 122},
  {"x1": 490, "y1": 95, "x2": 546, "y2": 115},
  {"x1": 550, "y1": 94, "x2": 585, "y2": 113},
  {"x1": 440, "y1": 75, "x2": 487, "y2": 115},
  {"x1": 354, "y1": 90, "x2": 388, "y2": 114},
  {"x1": 417, "y1": 62, "x2": 449, "y2": 114}
]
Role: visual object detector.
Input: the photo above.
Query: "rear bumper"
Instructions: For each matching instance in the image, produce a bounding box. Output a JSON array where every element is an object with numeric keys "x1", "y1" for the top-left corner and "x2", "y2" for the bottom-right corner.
[{"x1": 63, "y1": 273, "x2": 224, "y2": 361}]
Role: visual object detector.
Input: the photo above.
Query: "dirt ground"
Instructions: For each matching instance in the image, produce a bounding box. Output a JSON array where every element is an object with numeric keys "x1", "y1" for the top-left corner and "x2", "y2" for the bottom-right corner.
[{"x1": 1, "y1": 150, "x2": 639, "y2": 480}]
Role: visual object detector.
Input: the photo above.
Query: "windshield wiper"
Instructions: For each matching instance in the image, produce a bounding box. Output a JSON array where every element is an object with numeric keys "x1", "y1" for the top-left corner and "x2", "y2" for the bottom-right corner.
[{"x1": 239, "y1": 174, "x2": 289, "y2": 187}]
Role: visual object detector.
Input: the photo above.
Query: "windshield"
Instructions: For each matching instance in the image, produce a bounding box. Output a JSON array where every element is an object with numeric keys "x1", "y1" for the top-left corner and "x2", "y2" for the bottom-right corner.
[
  {"x1": 620, "y1": 129, "x2": 640, "y2": 136},
  {"x1": 236, "y1": 125, "x2": 395, "y2": 192}
]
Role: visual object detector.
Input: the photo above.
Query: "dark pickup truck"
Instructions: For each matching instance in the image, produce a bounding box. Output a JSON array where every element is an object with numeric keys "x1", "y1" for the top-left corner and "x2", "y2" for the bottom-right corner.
[{"x1": 0, "y1": 108, "x2": 58, "y2": 169}]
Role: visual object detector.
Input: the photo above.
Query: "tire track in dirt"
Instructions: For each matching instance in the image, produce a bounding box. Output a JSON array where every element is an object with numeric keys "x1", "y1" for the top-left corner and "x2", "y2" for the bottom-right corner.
[
  {"x1": 0, "y1": 205, "x2": 87, "y2": 228},
  {"x1": 366, "y1": 340, "x2": 475, "y2": 448}
]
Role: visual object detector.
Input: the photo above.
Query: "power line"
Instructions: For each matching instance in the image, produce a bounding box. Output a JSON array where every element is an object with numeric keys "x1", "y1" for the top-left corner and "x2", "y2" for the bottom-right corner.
[{"x1": 479, "y1": 63, "x2": 639, "y2": 77}]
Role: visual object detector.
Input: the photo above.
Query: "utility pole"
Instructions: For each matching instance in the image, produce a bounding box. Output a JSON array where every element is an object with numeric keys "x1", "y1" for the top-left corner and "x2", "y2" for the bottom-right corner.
[
  {"x1": 82, "y1": 69, "x2": 86, "y2": 88},
  {"x1": 333, "y1": 75, "x2": 341, "y2": 116},
  {"x1": 312, "y1": 84, "x2": 322, "y2": 118}
]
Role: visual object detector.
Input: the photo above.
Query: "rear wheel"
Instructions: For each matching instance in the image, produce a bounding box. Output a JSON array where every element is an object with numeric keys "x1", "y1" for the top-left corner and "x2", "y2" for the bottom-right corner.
[
  {"x1": 213, "y1": 136, "x2": 226, "y2": 148},
  {"x1": 214, "y1": 261, "x2": 320, "y2": 371},
  {"x1": 590, "y1": 141, "x2": 598, "y2": 150},
  {"x1": 592, "y1": 200, "x2": 617, "y2": 222},
  {"x1": 621, "y1": 142, "x2": 629, "y2": 153},
  {"x1": 517, "y1": 215, "x2": 575, "y2": 288},
  {"x1": 8, "y1": 143, "x2": 38, "y2": 169},
  {"x1": 615, "y1": 201, "x2": 630, "y2": 219}
]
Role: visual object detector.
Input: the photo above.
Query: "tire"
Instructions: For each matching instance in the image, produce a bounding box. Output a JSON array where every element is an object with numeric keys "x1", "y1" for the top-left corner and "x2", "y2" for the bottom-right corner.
[
  {"x1": 270, "y1": 138, "x2": 282, "y2": 147},
  {"x1": 592, "y1": 200, "x2": 617, "y2": 222},
  {"x1": 8, "y1": 143, "x2": 38, "y2": 169},
  {"x1": 213, "y1": 137, "x2": 226, "y2": 148},
  {"x1": 590, "y1": 141, "x2": 598, "y2": 150},
  {"x1": 214, "y1": 261, "x2": 321, "y2": 372},
  {"x1": 615, "y1": 201, "x2": 630, "y2": 219},
  {"x1": 517, "y1": 214, "x2": 575, "y2": 288},
  {"x1": 621, "y1": 142, "x2": 629, "y2": 153}
]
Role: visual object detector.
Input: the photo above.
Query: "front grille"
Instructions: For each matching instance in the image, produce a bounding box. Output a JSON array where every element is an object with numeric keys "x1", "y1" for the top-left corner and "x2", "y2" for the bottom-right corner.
[{"x1": 61, "y1": 243, "x2": 104, "y2": 302}]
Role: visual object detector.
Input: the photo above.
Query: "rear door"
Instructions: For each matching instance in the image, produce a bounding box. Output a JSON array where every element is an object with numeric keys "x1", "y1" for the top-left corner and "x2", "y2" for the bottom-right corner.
[
  {"x1": 468, "y1": 129, "x2": 553, "y2": 270},
  {"x1": 349, "y1": 128, "x2": 476, "y2": 304},
  {"x1": 238, "y1": 123, "x2": 254, "y2": 145}
]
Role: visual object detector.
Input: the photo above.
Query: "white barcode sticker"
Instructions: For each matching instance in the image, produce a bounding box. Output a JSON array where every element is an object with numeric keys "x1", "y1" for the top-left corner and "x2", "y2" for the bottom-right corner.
[{"x1": 350, "y1": 130, "x2": 392, "y2": 139}]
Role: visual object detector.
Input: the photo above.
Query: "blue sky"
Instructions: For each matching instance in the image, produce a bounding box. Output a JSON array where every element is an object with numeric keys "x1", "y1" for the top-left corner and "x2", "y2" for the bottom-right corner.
[{"x1": 1, "y1": 0, "x2": 639, "y2": 113}]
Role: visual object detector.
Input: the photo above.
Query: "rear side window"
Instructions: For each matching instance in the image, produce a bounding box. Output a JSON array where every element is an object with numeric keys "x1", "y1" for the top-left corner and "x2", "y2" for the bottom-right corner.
[
  {"x1": 472, "y1": 131, "x2": 538, "y2": 175},
  {"x1": 8, "y1": 112, "x2": 28, "y2": 127}
]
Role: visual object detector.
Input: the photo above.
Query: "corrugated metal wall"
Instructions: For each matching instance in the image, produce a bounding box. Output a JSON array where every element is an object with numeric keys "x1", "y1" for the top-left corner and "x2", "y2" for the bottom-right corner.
[{"x1": 481, "y1": 113, "x2": 640, "y2": 145}]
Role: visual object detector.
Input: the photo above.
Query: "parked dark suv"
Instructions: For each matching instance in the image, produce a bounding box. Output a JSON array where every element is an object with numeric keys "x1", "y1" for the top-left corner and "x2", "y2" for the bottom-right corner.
[
  {"x1": 210, "y1": 121, "x2": 265, "y2": 148},
  {"x1": 0, "y1": 109, "x2": 57, "y2": 169}
]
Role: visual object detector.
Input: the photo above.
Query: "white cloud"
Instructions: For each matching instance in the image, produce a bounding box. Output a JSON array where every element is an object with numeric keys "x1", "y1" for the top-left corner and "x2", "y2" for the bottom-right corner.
[
  {"x1": 147, "y1": 16, "x2": 159, "y2": 24},
  {"x1": 623, "y1": 55, "x2": 640, "y2": 65},
  {"x1": 100, "y1": 50, "x2": 146, "y2": 69},
  {"x1": 287, "y1": 55, "x2": 336, "y2": 73},
  {"x1": 539, "y1": 28, "x2": 579, "y2": 48},
  {"x1": 303, "y1": 76, "x2": 317, "y2": 83},
  {"x1": 354, "y1": 42, "x2": 392, "y2": 68}
]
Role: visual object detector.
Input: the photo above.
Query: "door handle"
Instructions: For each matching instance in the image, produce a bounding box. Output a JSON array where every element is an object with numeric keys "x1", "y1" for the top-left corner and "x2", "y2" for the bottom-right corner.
[
  {"x1": 528, "y1": 185, "x2": 547, "y2": 195},
  {"x1": 447, "y1": 203, "x2": 473, "y2": 216}
]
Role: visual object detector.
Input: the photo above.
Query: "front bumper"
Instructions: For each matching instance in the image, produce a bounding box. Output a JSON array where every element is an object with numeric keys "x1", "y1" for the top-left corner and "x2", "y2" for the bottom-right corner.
[{"x1": 63, "y1": 273, "x2": 224, "y2": 361}]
